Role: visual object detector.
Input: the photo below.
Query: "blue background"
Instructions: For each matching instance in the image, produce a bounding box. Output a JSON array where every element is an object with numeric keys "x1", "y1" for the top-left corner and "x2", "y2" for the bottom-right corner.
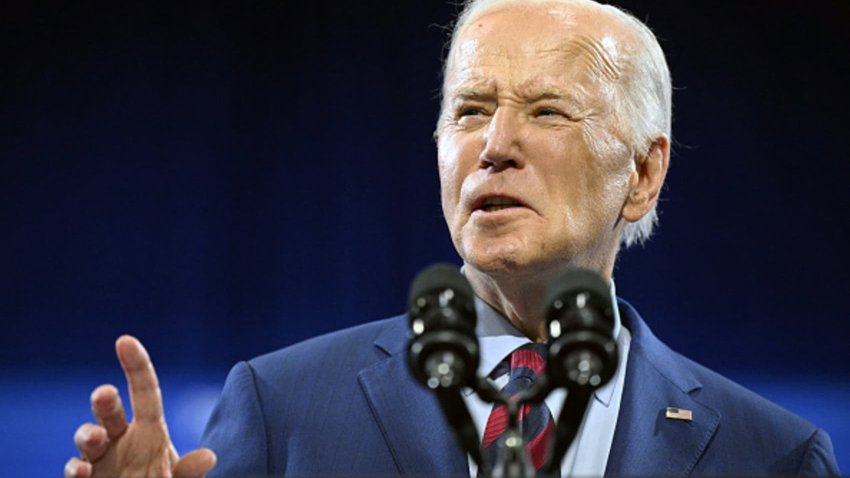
[{"x1": 2, "y1": 1, "x2": 848, "y2": 475}]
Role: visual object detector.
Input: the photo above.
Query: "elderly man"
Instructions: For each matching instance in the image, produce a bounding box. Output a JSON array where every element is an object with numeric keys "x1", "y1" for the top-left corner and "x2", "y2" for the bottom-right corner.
[{"x1": 65, "y1": 0, "x2": 840, "y2": 477}]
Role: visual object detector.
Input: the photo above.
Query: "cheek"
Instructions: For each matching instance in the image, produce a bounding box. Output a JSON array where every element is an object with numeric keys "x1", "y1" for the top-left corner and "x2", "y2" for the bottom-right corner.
[
  {"x1": 537, "y1": 126, "x2": 630, "y2": 239},
  {"x1": 580, "y1": 121, "x2": 633, "y2": 199},
  {"x1": 439, "y1": 172, "x2": 456, "y2": 221},
  {"x1": 583, "y1": 124, "x2": 625, "y2": 161},
  {"x1": 438, "y1": 138, "x2": 463, "y2": 218},
  {"x1": 540, "y1": 133, "x2": 598, "y2": 207},
  {"x1": 439, "y1": 133, "x2": 484, "y2": 206}
]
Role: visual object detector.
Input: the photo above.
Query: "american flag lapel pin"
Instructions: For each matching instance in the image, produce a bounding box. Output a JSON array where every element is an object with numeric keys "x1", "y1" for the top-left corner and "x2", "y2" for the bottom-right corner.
[{"x1": 665, "y1": 406, "x2": 693, "y2": 421}]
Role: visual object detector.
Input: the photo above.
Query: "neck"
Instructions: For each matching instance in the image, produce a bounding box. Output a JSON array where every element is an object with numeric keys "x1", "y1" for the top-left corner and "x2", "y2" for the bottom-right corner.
[
  {"x1": 464, "y1": 266, "x2": 554, "y2": 342},
  {"x1": 464, "y1": 260, "x2": 614, "y2": 342}
]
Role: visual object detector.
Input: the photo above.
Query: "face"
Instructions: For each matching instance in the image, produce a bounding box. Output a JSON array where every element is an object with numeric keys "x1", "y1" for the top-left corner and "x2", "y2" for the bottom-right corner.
[{"x1": 437, "y1": 4, "x2": 638, "y2": 277}]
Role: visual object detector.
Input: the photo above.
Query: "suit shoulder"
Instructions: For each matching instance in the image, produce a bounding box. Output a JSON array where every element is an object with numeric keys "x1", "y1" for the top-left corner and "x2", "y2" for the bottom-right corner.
[
  {"x1": 247, "y1": 314, "x2": 407, "y2": 378},
  {"x1": 622, "y1": 303, "x2": 820, "y2": 441},
  {"x1": 678, "y1": 354, "x2": 841, "y2": 474},
  {"x1": 674, "y1": 350, "x2": 818, "y2": 435},
  {"x1": 620, "y1": 303, "x2": 839, "y2": 474}
]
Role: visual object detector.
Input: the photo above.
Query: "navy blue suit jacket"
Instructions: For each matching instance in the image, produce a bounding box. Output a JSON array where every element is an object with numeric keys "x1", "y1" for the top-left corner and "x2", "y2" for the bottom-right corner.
[{"x1": 201, "y1": 301, "x2": 840, "y2": 476}]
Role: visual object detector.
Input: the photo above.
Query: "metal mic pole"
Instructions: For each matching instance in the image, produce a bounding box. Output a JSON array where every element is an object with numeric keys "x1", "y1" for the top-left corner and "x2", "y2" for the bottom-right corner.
[
  {"x1": 542, "y1": 267, "x2": 620, "y2": 475},
  {"x1": 490, "y1": 400, "x2": 534, "y2": 478},
  {"x1": 544, "y1": 389, "x2": 593, "y2": 476}
]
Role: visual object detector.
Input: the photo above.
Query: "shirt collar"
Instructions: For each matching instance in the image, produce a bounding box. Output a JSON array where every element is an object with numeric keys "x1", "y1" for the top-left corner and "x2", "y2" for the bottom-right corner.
[{"x1": 470, "y1": 279, "x2": 623, "y2": 407}]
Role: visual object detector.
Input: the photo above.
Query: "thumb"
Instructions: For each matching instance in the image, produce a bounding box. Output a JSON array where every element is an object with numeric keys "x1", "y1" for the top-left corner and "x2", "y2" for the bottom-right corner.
[{"x1": 173, "y1": 448, "x2": 217, "y2": 478}]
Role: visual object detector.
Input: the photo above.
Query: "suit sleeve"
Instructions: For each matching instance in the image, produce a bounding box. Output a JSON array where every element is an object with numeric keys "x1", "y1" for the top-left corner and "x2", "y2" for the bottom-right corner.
[
  {"x1": 200, "y1": 361, "x2": 270, "y2": 478},
  {"x1": 798, "y1": 428, "x2": 841, "y2": 476}
]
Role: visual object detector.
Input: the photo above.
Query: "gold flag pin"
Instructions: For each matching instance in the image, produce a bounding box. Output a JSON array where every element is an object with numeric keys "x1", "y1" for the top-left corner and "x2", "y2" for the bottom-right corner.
[{"x1": 665, "y1": 407, "x2": 693, "y2": 421}]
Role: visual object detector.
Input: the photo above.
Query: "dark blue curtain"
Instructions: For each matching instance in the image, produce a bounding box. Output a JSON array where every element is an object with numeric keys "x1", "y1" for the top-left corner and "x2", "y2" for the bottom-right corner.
[{"x1": 2, "y1": 0, "x2": 849, "y2": 474}]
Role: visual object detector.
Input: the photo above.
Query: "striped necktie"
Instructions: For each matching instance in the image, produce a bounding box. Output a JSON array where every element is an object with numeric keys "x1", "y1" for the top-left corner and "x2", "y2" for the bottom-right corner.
[{"x1": 482, "y1": 343, "x2": 557, "y2": 474}]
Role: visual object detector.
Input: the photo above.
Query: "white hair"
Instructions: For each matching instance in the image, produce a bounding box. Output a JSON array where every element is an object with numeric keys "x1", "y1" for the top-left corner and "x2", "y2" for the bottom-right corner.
[{"x1": 439, "y1": 0, "x2": 672, "y2": 248}]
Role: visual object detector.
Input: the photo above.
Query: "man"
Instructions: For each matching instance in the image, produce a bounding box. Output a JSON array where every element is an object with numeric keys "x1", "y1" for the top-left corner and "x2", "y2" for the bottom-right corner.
[{"x1": 65, "y1": 0, "x2": 840, "y2": 477}]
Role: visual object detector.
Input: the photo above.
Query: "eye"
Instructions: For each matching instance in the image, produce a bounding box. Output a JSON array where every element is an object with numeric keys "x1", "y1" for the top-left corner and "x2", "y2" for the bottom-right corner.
[
  {"x1": 454, "y1": 105, "x2": 491, "y2": 127},
  {"x1": 533, "y1": 106, "x2": 578, "y2": 123},
  {"x1": 535, "y1": 107, "x2": 561, "y2": 117},
  {"x1": 458, "y1": 106, "x2": 484, "y2": 117}
]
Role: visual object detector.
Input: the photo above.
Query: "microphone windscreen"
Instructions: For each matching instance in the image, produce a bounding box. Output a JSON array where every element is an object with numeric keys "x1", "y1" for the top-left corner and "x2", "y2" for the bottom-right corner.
[
  {"x1": 408, "y1": 263, "x2": 474, "y2": 308},
  {"x1": 544, "y1": 267, "x2": 614, "y2": 330}
]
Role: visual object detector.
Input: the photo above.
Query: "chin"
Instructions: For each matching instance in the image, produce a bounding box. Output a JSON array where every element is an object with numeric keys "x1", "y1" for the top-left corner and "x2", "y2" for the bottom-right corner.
[
  {"x1": 465, "y1": 254, "x2": 522, "y2": 275},
  {"x1": 458, "y1": 232, "x2": 609, "y2": 280},
  {"x1": 459, "y1": 236, "x2": 544, "y2": 277}
]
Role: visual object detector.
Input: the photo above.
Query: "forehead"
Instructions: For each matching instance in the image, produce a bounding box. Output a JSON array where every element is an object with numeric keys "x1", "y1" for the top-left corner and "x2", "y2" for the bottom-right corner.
[{"x1": 446, "y1": 4, "x2": 626, "y2": 95}]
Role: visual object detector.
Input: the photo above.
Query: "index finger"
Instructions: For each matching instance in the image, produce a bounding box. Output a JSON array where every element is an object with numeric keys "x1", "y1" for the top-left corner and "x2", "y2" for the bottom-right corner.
[{"x1": 115, "y1": 335, "x2": 164, "y2": 423}]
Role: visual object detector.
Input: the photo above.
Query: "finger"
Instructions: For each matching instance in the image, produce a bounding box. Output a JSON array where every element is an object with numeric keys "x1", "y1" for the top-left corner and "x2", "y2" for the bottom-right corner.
[
  {"x1": 173, "y1": 448, "x2": 217, "y2": 478},
  {"x1": 115, "y1": 335, "x2": 164, "y2": 423},
  {"x1": 90, "y1": 384, "x2": 127, "y2": 439},
  {"x1": 73, "y1": 422, "x2": 109, "y2": 462},
  {"x1": 64, "y1": 457, "x2": 92, "y2": 478}
]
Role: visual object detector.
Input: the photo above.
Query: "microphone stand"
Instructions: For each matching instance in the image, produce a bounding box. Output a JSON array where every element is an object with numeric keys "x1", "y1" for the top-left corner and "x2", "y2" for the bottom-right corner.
[
  {"x1": 469, "y1": 368, "x2": 601, "y2": 478},
  {"x1": 434, "y1": 387, "x2": 486, "y2": 470},
  {"x1": 423, "y1": 366, "x2": 612, "y2": 478},
  {"x1": 421, "y1": 342, "x2": 615, "y2": 478},
  {"x1": 422, "y1": 342, "x2": 613, "y2": 478},
  {"x1": 543, "y1": 387, "x2": 593, "y2": 476},
  {"x1": 407, "y1": 266, "x2": 617, "y2": 478}
]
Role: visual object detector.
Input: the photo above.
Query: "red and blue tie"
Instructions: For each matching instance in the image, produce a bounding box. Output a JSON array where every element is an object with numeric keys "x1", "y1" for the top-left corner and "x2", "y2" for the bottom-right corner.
[{"x1": 482, "y1": 343, "x2": 556, "y2": 474}]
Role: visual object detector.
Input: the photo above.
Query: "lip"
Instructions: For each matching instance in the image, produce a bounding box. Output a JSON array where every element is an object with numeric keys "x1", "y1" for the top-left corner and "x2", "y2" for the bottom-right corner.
[{"x1": 470, "y1": 193, "x2": 531, "y2": 213}]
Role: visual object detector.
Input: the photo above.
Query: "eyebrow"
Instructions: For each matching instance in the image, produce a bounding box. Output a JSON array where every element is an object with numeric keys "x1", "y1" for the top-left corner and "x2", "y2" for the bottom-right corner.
[
  {"x1": 518, "y1": 86, "x2": 587, "y2": 108},
  {"x1": 450, "y1": 87, "x2": 496, "y2": 102},
  {"x1": 450, "y1": 88, "x2": 577, "y2": 102},
  {"x1": 448, "y1": 84, "x2": 586, "y2": 110},
  {"x1": 525, "y1": 90, "x2": 571, "y2": 102}
]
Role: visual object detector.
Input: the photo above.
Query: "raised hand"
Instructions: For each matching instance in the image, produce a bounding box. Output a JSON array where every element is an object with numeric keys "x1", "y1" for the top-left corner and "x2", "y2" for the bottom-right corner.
[{"x1": 64, "y1": 336, "x2": 217, "y2": 478}]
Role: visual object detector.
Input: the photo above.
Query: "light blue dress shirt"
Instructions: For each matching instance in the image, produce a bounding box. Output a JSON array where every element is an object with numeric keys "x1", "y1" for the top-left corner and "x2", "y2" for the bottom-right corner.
[{"x1": 462, "y1": 281, "x2": 631, "y2": 477}]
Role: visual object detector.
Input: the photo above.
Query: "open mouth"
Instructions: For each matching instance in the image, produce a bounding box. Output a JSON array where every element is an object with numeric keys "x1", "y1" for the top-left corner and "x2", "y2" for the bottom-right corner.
[{"x1": 474, "y1": 195, "x2": 527, "y2": 213}]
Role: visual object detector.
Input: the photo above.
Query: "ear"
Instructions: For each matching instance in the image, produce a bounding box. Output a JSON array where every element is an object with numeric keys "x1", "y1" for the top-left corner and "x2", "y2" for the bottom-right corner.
[{"x1": 623, "y1": 133, "x2": 670, "y2": 223}]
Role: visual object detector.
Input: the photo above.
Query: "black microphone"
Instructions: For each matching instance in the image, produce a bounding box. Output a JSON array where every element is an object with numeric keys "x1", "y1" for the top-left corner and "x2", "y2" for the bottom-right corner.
[
  {"x1": 544, "y1": 267, "x2": 618, "y2": 390},
  {"x1": 542, "y1": 267, "x2": 619, "y2": 475},
  {"x1": 407, "y1": 263, "x2": 485, "y2": 469},
  {"x1": 407, "y1": 263, "x2": 479, "y2": 390}
]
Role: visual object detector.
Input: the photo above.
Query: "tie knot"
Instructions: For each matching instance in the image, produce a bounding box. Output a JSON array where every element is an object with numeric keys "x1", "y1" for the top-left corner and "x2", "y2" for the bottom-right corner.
[{"x1": 508, "y1": 343, "x2": 547, "y2": 381}]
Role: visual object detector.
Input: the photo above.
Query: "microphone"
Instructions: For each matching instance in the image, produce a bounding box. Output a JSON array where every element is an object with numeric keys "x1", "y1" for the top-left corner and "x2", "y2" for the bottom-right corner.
[
  {"x1": 407, "y1": 263, "x2": 484, "y2": 469},
  {"x1": 407, "y1": 263, "x2": 479, "y2": 390},
  {"x1": 544, "y1": 267, "x2": 618, "y2": 390},
  {"x1": 542, "y1": 267, "x2": 619, "y2": 475}
]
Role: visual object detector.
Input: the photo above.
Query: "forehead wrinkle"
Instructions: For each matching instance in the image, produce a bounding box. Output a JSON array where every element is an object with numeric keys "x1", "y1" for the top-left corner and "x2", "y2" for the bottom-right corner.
[
  {"x1": 452, "y1": 37, "x2": 514, "y2": 70},
  {"x1": 533, "y1": 36, "x2": 623, "y2": 87},
  {"x1": 450, "y1": 86, "x2": 497, "y2": 106},
  {"x1": 446, "y1": 11, "x2": 626, "y2": 111},
  {"x1": 448, "y1": 73, "x2": 498, "y2": 96},
  {"x1": 447, "y1": 46, "x2": 512, "y2": 87},
  {"x1": 448, "y1": 68, "x2": 596, "y2": 114},
  {"x1": 558, "y1": 34, "x2": 623, "y2": 83},
  {"x1": 513, "y1": 78, "x2": 588, "y2": 106}
]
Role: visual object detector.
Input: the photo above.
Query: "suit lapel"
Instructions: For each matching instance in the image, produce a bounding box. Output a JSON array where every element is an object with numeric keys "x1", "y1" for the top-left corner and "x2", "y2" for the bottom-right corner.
[
  {"x1": 354, "y1": 304, "x2": 721, "y2": 476},
  {"x1": 357, "y1": 318, "x2": 468, "y2": 477},
  {"x1": 606, "y1": 301, "x2": 721, "y2": 476}
]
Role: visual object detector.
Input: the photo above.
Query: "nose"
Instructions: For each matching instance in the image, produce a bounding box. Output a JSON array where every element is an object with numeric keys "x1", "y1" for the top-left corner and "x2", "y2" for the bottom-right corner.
[{"x1": 479, "y1": 107, "x2": 524, "y2": 171}]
